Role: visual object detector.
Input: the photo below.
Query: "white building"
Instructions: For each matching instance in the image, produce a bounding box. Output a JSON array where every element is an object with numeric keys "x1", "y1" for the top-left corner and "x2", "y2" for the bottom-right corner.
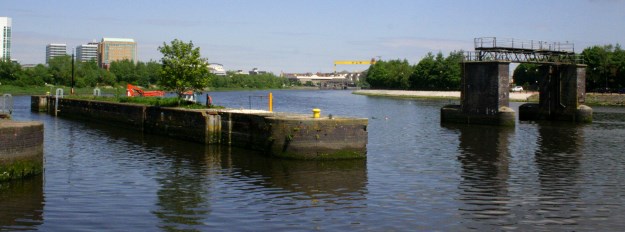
[
  {"x1": 209, "y1": 63, "x2": 226, "y2": 76},
  {"x1": 46, "y1": 43, "x2": 67, "y2": 64},
  {"x1": 0, "y1": 17, "x2": 11, "y2": 60},
  {"x1": 76, "y1": 42, "x2": 98, "y2": 62}
]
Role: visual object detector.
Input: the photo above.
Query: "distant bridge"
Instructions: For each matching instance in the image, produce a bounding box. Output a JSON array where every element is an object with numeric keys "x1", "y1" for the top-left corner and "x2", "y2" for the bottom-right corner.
[{"x1": 464, "y1": 37, "x2": 583, "y2": 64}]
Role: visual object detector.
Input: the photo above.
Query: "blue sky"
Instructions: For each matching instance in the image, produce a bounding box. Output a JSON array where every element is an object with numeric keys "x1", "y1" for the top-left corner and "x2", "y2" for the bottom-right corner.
[{"x1": 2, "y1": 0, "x2": 624, "y2": 73}]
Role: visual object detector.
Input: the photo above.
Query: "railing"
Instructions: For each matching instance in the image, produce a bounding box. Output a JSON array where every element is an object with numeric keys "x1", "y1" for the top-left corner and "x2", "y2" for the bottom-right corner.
[
  {"x1": 463, "y1": 50, "x2": 584, "y2": 64},
  {"x1": 474, "y1": 37, "x2": 575, "y2": 53}
]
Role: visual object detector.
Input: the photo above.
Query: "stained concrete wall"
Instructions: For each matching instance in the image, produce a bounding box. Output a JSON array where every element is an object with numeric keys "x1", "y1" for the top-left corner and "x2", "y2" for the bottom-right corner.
[
  {"x1": 461, "y1": 61, "x2": 510, "y2": 115},
  {"x1": 48, "y1": 97, "x2": 146, "y2": 129},
  {"x1": 0, "y1": 121, "x2": 44, "y2": 181},
  {"x1": 534, "y1": 64, "x2": 590, "y2": 122},
  {"x1": 39, "y1": 97, "x2": 368, "y2": 160},
  {"x1": 31, "y1": 96, "x2": 47, "y2": 112},
  {"x1": 144, "y1": 107, "x2": 222, "y2": 144},
  {"x1": 265, "y1": 117, "x2": 368, "y2": 159}
]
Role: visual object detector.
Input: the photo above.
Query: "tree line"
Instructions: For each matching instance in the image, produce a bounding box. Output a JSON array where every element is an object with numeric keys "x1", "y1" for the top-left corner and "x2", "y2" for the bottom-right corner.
[
  {"x1": 0, "y1": 57, "x2": 160, "y2": 88},
  {"x1": 513, "y1": 44, "x2": 625, "y2": 92},
  {"x1": 0, "y1": 55, "x2": 289, "y2": 90},
  {"x1": 367, "y1": 44, "x2": 625, "y2": 92},
  {"x1": 365, "y1": 51, "x2": 464, "y2": 90}
]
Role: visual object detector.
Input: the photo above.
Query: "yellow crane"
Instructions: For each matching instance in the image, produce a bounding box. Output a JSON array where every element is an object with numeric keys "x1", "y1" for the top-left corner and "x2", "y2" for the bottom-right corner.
[{"x1": 333, "y1": 59, "x2": 376, "y2": 72}]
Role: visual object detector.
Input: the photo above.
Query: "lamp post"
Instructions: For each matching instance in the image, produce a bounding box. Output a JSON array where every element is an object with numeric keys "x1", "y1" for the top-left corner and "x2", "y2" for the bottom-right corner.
[{"x1": 71, "y1": 49, "x2": 75, "y2": 95}]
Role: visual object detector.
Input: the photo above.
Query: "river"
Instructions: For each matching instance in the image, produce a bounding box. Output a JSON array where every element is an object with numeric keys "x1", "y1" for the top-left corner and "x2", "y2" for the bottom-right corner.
[{"x1": 2, "y1": 90, "x2": 625, "y2": 231}]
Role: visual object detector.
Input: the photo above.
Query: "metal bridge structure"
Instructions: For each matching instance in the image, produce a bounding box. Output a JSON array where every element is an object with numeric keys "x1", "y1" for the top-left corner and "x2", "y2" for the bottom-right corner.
[{"x1": 464, "y1": 37, "x2": 583, "y2": 64}]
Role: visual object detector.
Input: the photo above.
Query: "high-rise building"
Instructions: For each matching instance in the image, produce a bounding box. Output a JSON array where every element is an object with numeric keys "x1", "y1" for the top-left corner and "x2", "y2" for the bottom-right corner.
[
  {"x1": 46, "y1": 43, "x2": 67, "y2": 64},
  {"x1": 0, "y1": 17, "x2": 11, "y2": 60},
  {"x1": 98, "y1": 38, "x2": 136, "y2": 68},
  {"x1": 76, "y1": 42, "x2": 98, "y2": 62}
]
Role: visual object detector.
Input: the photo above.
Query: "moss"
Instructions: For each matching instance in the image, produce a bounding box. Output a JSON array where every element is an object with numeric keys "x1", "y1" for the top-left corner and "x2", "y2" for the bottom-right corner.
[{"x1": 0, "y1": 159, "x2": 44, "y2": 182}]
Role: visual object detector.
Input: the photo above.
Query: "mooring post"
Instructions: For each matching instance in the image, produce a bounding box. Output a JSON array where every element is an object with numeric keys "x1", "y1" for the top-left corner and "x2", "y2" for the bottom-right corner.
[{"x1": 268, "y1": 92, "x2": 273, "y2": 112}]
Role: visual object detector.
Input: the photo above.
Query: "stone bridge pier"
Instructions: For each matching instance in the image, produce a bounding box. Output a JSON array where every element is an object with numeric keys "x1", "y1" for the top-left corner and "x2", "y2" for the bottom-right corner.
[
  {"x1": 441, "y1": 61, "x2": 516, "y2": 126},
  {"x1": 519, "y1": 64, "x2": 592, "y2": 123},
  {"x1": 441, "y1": 62, "x2": 592, "y2": 126},
  {"x1": 442, "y1": 37, "x2": 593, "y2": 126}
]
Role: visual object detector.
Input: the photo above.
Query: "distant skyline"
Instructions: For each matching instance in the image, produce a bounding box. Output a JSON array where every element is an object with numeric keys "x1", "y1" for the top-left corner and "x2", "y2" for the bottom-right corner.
[{"x1": 2, "y1": 0, "x2": 625, "y2": 73}]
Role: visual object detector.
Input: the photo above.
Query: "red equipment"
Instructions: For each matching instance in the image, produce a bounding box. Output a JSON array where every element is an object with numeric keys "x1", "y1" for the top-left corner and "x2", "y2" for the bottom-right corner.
[{"x1": 126, "y1": 84, "x2": 165, "y2": 97}]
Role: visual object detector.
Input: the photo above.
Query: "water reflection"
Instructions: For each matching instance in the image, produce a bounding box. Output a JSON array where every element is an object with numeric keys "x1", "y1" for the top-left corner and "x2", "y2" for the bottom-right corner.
[
  {"x1": 444, "y1": 124, "x2": 514, "y2": 228},
  {"x1": 221, "y1": 146, "x2": 367, "y2": 198},
  {"x1": 69, "y1": 118, "x2": 367, "y2": 230},
  {"x1": 152, "y1": 146, "x2": 216, "y2": 231},
  {"x1": 0, "y1": 175, "x2": 44, "y2": 230},
  {"x1": 532, "y1": 122, "x2": 583, "y2": 226}
]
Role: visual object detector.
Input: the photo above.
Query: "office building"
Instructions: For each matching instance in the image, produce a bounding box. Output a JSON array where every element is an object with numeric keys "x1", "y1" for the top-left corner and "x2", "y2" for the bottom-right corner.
[
  {"x1": 0, "y1": 17, "x2": 11, "y2": 60},
  {"x1": 98, "y1": 38, "x2": 136, "y2": 68},
  {"x1": 76, "y1": 42, "x2": 99, "y2": 62},
  {"x1": 46, "y1": 43, "x2": 67, "y2": 64}
]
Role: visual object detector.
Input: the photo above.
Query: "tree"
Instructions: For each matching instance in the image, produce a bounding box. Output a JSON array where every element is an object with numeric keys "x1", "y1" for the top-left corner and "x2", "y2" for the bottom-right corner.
[
  {"x1": 512, "y1": 63, "x2": 540, "y2": 88},
  {"x1": 47, "y1": 55, "x2": 72, "y2": 85},
  {"x1": 581, "y1": 44, "x2": 625, "y2": 91},
  {"x1": 410, "y1": 51, "x2": 463, "y2": 90},
  {"x1": 0, "y1": 59, "x2": 22, "y2": 82},
  {"x1": 158, "y1": 39, "x2": 211, "y2": 98},
  {"x1": 109, "y1": 59, "x2": 137, "y2": 84},
  {"x1": 365, "y1": 59, "x2": 412, "y2": 89}
]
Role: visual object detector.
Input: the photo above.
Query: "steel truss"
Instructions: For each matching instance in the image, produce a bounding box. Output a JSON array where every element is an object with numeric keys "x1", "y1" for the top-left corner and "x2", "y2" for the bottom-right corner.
[{"x1": 464, "y1": 37, "x2": 583, "y2": 64}]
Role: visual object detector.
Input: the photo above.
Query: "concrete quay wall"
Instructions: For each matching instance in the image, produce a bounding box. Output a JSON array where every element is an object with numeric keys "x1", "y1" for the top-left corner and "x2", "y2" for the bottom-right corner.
[
  {"x1": 0, "y1": 120, "x2": 44, "y2": 182},
  {"x1": 37, "y1": 96, "x2": 368, "y2": 160}
]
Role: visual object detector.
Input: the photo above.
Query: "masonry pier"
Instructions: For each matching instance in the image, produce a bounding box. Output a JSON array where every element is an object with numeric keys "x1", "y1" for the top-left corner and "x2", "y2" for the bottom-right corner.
[
  {"x1": 442, "y1": 37, "x2": 592, "y2": 126},
  {"x1": 32, "y1": 96, "x2": 368, "y2": 160},
  {"x1": 518, "y1": 64, "x2": 592, "y2": 123},
  {"x1": 0, "y1": 115, "x2": 44, "y2": 182},
  {"x1": 441, "y1": 61, "x2": 516, "y2": 126}
]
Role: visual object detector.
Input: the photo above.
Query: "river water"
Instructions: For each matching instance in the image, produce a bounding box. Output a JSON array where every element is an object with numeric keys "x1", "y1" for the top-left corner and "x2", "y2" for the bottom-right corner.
[{"x1": 2, "y1": 90, "x2": 625, "y2": 231}]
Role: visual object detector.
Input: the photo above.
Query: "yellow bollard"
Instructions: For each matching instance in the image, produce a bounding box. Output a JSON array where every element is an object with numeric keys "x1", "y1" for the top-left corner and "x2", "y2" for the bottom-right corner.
[
  {"x1": 268, "y1": 92, "x2": 273, "y2": 112},
  {"x1": 312, "y1": 108, "x2": 320, "y2": 118}
]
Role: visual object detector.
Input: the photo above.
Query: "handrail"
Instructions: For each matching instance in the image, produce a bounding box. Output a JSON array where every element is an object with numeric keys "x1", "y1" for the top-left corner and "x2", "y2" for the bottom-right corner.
[{"x1": 474, "y1": 37, "x2": 575, "y2": 53}]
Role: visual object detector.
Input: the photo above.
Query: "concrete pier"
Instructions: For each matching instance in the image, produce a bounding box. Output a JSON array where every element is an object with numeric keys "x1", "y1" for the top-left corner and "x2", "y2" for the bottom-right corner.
[
  {"x1": 445, "y1": 37, "x2": 592, "y2": 125},
  {"x1": 0, "y1": 117, "x2": 44, "y2": 182},
  {"x1": 519, "y1": 64, "x2": 592, "y2": 123},
  {"x1": 441, "y1": 61, "x2": 516, "y2": 126},
  {"x1": 33, "y1": 96, "x2": 368, "y2": 160}
]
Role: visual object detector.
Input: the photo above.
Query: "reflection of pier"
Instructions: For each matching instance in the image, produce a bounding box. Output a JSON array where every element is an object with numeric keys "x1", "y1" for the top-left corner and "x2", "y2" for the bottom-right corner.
[
  {"x1": 445, "y1": 124, "x2": 513, "y2": 226},
  {"x1": 442, "y1": 37, "x2": 592, "y2": 126},
  {"x1": 0, "y1": 175, "x2": 44, "y2": 230}
]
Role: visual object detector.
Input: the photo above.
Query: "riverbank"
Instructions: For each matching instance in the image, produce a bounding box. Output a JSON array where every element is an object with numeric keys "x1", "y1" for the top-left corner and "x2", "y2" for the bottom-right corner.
[
  {"x1": 353, "y1": 89, "x2": 625, "y2": 106},
  {"x1": 353, "y1": 89, "x2": 536, "y2": 101}
]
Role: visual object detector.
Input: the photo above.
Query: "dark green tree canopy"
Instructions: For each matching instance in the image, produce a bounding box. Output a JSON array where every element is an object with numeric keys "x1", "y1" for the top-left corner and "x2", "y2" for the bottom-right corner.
[
  {"x1": 158, "y1": 39, "x2": 211, "y2": 98},
  {"x1": 512, "y1": 63, "x2": 540, "y2": 87},
  {"x1": 365, "y1": 50, "x2": 463, "y2": 90},
  {"x1": 582, "y1": 44, "x2": 625, "y2": 91}
]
